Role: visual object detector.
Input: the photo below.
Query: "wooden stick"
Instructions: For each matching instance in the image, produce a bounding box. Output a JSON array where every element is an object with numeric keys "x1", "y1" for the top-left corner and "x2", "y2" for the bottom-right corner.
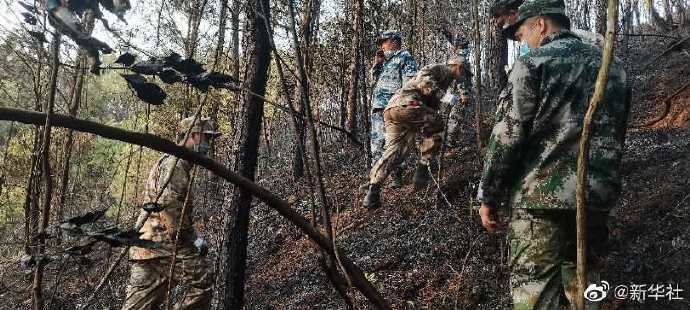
[
  {"x1": 575, "y1": 0, "x2": 619, "y2": 309},
  {"x1": 633, "y1": 81, "x2": 690, "y2": 128}
]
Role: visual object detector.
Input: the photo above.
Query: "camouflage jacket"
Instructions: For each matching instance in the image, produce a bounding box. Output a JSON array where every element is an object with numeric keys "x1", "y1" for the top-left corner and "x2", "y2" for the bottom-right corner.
[
  {"x1": 477, "y1": 30, "x2": 631, "y2": 210},
  {"x1": 371, "y1": 49, "x2": 418, "y2": 110},
  {"x1": 386, "y1": 64, "x2": 455, "y2": 111},
  {"x1": 130, "y1": 155, "x2": 197, "y2": 260}
]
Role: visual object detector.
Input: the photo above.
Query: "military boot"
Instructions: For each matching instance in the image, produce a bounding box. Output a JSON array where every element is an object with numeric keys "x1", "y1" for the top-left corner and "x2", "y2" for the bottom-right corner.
[
  {"x1": 412, "y1": 163, "x2": 431, "y2": 191},
  {"x1": 362, "y1": 184, "x2": 382, "y2": 209},
  {"x1": 388, "y1": 169, "x2": 404, "y2": 189}
]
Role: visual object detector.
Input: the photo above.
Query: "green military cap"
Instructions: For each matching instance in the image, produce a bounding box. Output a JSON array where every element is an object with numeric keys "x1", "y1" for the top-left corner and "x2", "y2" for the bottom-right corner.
[
  {"x1": 377, "y1": 30, "x2": 402, "y2": 44},
  {"x1": 502, "y1": 0, "x2": 568, "y2": 41},
  {"x1": 178, "y1": 116, "x2": 221, "y2": 137}
]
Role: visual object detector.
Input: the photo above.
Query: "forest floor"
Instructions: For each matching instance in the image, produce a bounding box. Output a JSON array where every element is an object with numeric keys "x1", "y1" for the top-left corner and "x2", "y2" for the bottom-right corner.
[
  {"x1": 242, "y1": 32, "x2": 690, "y2": 309},
  {"x1": 0, "y1": 30, "x2": 689, "y2": 310}
]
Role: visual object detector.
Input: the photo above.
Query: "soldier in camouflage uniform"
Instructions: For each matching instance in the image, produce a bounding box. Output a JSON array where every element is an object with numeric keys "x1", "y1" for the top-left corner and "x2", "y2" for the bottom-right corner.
[
  {"x1": 363, "y1": 60, "x2": 464, "y2": 209},
  {"x1": 366, "y1": 30, "x2": 418, "y2": 189},
  {"x1": 122, "y1": 116, "x2": 221, "y2": 310},
  {"x1": 443, "y1": 56, "x2": 473, "y2": 151},
  {"x1": 477, "y1": 0, "x2": 631, "y2": 309}
]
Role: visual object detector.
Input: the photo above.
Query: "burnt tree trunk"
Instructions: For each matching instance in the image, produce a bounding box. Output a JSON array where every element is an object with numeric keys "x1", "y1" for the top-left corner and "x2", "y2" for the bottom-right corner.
[
  {"x1": 595, "y1": 0, "x2": 607, "y2": 35},
  {"x1": 485, "y1": 17, "x2": 507, "y2": 101},
  {"x1": 222, "y1": 0, "x2": 271, "y2": 307},
  {"x1": 346, "y1": 0, "x2": 363, "y2": 134},
  {"x1": 472, "y1": 0, "x2": 483, "y2": 150}
]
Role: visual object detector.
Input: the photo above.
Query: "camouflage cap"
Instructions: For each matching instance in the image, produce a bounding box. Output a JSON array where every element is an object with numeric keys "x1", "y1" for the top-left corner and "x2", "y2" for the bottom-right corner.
[
  {"x1": 377, "y1": 30, "x2": 402, "y2": 44},
  {"x1": 502, "y1": 0, "x2": 568, "y2": 41},
  {"x1": 178, "y1": 116, "x2": 221, "y2": 137}
]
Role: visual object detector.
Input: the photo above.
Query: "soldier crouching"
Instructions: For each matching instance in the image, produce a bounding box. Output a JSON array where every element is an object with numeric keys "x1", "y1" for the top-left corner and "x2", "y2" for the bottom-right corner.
[{"x1": 363, "y1": 59, "x2": 464, "y2": 209}]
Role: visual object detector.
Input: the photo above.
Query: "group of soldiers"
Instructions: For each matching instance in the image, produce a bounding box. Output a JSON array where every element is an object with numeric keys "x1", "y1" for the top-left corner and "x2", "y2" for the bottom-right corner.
[{"x1": 122, "y1": 0, "x2": 631, "y2": 309}]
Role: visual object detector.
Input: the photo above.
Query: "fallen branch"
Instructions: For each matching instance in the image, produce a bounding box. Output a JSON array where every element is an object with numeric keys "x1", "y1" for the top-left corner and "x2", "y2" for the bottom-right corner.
[
  {"x1": 0, "y1": 107, "x2": 390, "y2": 309},
  {"x1": 616, "y1": 32, "x2": 680, "y2": 39},
  {"x1": 633, "y1": 81, "x2": 690, "y2": 128}
]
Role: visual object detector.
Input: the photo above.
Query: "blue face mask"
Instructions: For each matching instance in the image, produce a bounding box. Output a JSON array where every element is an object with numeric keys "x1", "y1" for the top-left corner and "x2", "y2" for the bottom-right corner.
[
  {"x1": 518, "y1": 43, "x2": 531, "y2": 56},
  {"x1": 196, "y1": 141, "x2": 210, "y2": 154}
]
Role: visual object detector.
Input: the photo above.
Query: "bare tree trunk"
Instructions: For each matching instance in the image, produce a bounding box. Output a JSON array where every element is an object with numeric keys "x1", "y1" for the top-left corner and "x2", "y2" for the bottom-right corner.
[
  {"x1": 56, "y1": 9, "x2": 95, "y2": 243},
  {"x1": 575, "y1": 0, "x2": 618, "y2": 309},
  {"x1": 0, "y1": 122, "x2": 14, "y2": 198},
  {"x1": 290, "y1": 0, "x2": 321, "y2": 179},
  {"x1": 32, "y1": 33, "x2": 60, "y2": 310},
  {"x1": 287, "y1": 0, "x2": 353, "y2": 305},
  {"x1": 472, "y1": 0, "x2": 483, "y2": 151},
  {"x1": 595, "y1": 0, "x2": 607, "y2": 35},
  {"x1": 222, "y1": 0, "x2": 271, "y2": 307},
  {"x1": 486, "y1": 17, "x2": 507, "y2": 101},
  {"x1": 23, "y1": 129, "x2": 41, "y2": 254},
  {"x1": 346, "y1": 0, "x2": 363, "y2": 134}
]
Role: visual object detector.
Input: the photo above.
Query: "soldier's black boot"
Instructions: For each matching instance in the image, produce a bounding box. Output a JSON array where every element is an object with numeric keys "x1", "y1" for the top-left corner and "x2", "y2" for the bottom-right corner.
[
  {"x1": 412, "y1": 163, "x2": 431, "y2": 191},
  {"x1": 362, "y1": 184, "x2": 382, "y2": 209}
]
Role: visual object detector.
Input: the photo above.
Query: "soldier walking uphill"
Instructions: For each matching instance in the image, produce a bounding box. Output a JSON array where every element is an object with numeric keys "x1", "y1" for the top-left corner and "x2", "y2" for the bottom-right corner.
[
  {"x1": 122, "y1": 117, "x2": 221, "y2": 310},
  {"x1": 366, "y1": 30, "x2": 418, "y2": 189},
  {"x1": 476, "y1": 0, "x2": 631, "y2": 309},
  {"x1": 363, "y1": 60, "x2": 465, "y2": 209}
]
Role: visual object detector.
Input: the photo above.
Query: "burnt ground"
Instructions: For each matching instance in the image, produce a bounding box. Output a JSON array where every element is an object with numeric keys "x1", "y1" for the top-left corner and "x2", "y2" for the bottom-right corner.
[
  {"x1": 241, "y1": 33, "x2": 690, "y2": 309},
  {"x1": 0, "y1": 31, "x2": 688, "y2": 310},
  {"x1": 241, "y1": 127, "x2": 689, "y2": 310}
]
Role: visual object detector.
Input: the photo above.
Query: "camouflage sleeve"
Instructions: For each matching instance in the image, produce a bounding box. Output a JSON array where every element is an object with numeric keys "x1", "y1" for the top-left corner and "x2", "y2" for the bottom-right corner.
[
  {"x1": 157, "y1": 158, "x2": 190, "y2": 208},
  {"x1": 401, "y1": 52, "x2": 418, "y2": 85},
  {"x1": 477, "y1": 58, "x2": 538, "y2": 207},
  {"x1": 412, "y1": 66, "x2": 446, "y2": 101}
]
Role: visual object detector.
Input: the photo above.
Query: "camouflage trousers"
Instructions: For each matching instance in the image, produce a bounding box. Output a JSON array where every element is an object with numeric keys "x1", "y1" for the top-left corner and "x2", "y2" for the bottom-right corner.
[
  {"x1": 370, "y1": 109, "x2": 386, "y2": 166},
  {"x1": 507, "y1": 208, "x2": 609, "y2": 310},
  {"x1": 122, "y1": 253, "x2": 212, "y2": 310},
  {"x1": 444, "y1": 102, "x2": 473, "y2": 149},
  {"x1": 369, "y1": 105, "x2": 443, "y2": 185}
]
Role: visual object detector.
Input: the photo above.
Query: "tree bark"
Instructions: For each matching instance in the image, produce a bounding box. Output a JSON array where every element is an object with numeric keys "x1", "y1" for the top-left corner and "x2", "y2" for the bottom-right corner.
[
  {"x1": 595, "y1": 0, "x2": 607, "y2": 35},
  {"x1": 472, "y1": 0, "x2": 483, "y2": 151},
  {"x1": 345, "y1": 0, "x2": 363, "y2": 134},
  {"x1": 485, "y1": 17, "x2": 507, "y2": 100},
  {"x1": 222, "y1": 0, "x2": 271, "y2": 307},
  {"x1": 575, "y1": 0, "x2": 618, "y2": 309}
]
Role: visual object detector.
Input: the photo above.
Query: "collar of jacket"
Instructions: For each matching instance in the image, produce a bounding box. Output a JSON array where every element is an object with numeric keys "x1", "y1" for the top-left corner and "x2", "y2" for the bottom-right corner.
[
  {"x1": 540, "y1": 30, "x2": 581, "y2": 47},
  {"x1": 384, "y1": 49, "x2": 403, "y2": 61}
]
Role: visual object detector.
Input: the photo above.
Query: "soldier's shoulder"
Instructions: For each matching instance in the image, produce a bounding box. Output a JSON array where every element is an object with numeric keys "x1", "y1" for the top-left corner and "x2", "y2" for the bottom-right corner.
[
  {"x1": 399, "y1": 49, "x2": 416, "y2": 60},
  {"x1": 160, "y1": 155, "x2": 191, "y2": 172}
]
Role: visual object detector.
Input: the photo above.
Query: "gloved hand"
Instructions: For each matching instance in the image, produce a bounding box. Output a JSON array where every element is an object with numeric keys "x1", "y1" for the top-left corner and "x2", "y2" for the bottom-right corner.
[
  {"x1": 194, "y1": 237, "x2": 208, "y2": 257},
  {"x1": 441, "y1": 93, "x2": 459, "y2": 106},
  {"x1": 142, "y1": 202, "x2": 165, "y2": 213}
]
